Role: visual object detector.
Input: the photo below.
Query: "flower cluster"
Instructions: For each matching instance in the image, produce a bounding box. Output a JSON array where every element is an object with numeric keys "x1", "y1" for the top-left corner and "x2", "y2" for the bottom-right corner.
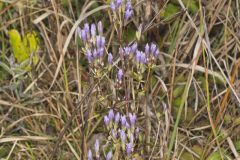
[
  {"x1": 110, "y1": 0, "x2": 133, "y2": 20},
  {"x1": 103, "y1": 109, "x2": 140, "y2": 158},
  {"x1": 77, "y1": 21, "x2": 107, "y2": 66},
  {"x1": 88, "y1": 139, "x2": 113, "y2": 160},
  {"x1": 119, "y1": 42, "x2": 160, "y2": 65}
]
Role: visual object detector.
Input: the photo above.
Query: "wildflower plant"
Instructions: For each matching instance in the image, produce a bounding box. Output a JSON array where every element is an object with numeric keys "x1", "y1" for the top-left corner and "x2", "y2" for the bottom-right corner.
[
  {"x1": 76, "y1": 0, "x2": 161, "y2": 159},
  {"x1": 88, "y1": 109, "x2": 142, "y2": 159}
]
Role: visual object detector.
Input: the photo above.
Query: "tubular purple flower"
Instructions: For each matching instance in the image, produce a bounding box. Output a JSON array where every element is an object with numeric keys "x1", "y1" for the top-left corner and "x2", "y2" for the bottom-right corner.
[
  {"x1": 96, "y1": 36, "x2": 105, "y2": 48},
  {"x1": 125, "y1": 121, "x2": 130, "y2": 129},
  {"x1": 84, "y1": 23, "x2": 90, "y2": 40},
  {"x1": 110, "y1": 2, "x2": 116, "y2": 11},
  {"x1": 94, "y1": 139, "x2": 100, "y2": 153},
  {"x1": 86, "y1": 49, "x2": 92, "y2": 63},
  {"x1": 135, "y1": 50, "x2": 141, "y2": 63},
  {"x1": 97, "y1": 48, "x2": 104, "y2": 57},
  {"x1": 108, "y1": 53, "x2": 113, "y2": 64},
  {"x1": 124, "y1": 47, "x2": 130, "y2": 56},
  {"x1": 126, "y1": 143, "x2": 133, "y2": 155},
  {"x1": 126, "y1": 0, "x2": 132, "y2": 10},
  {"x1": 116, "y1": 0, "x2": 122, "y2": 8},
  {"x1": 106, "y1": 150, "x2": 113, "y2": 160},
  {"x1": 154, "y1": 49, "x2": 160, "y2": 57},
  {"x1": 140, "y1": 53, "x2": 147, "y2": 64},
  {"x1": 93, "y1": 49, "x2": 98, "y2": 59},
  {"x1": 121, "y1": 115, "x2": 127, "y2": 126},
  {"x1": 81, "y1": 29, "x2": 87, "y2": 43},
  {"x1": 129, "y1": 113, "x2": 136, "y2": 125},
  {"x1": 150, "y1": 43, "x2": 157, "y2": 54},
  {"x1": 104, "y1": 115, "x2": 110, "y2": 126},
  {"x1": 96, "y1": 36, "x2": 101, "y2": 48},
  {"x1": 120, "y1": 129, "x2": 126, "y2": 143},
  {"x1": 117, "y1": 69, "x2": 123, "y2": 81},
  {"x1": 90, "y1": 23, "x2": 96, "y2": 37},
  {"x1": 108, "y1": 109, "x2": 114, "y2": 121},
  {"x1": 97, "y1": 21, "x2": 103, "y2": 35},
  {"x1": 114, "y1": 112, "x2": 120, "y2": 123},
  {"x1": 84, "y1": 23, "x2": 90, "y2": 34},
  {"x1": 125, "y1": 9, "x2": 133, "y2": 20},
  {"x1": 131, "y1": 42, "x2": 138, "y2": 53},
  {"x1": 88, "y1": 149, "x2": 93, "y2": 160}
]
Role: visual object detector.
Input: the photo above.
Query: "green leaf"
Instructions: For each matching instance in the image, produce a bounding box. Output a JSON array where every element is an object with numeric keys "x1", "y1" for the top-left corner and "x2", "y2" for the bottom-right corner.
[
  {"x1": 182, "y1": 0, "x2": 198, "y2": 13},
  {"x1": 161, "y1": 3, "x2": 180, "y2": 19}
]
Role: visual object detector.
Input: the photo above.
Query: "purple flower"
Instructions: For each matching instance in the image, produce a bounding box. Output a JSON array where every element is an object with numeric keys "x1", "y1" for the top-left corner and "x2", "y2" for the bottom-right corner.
[
  {"x1": 150, "y1": 43, "x2": 157, "y2": 54},
  {"x1": 131, "y1": 42, "x2": 138, "y2": 53},
  {"x1": 104, "y1": 115, "x2": 110, "y2": 126},
  {"x1": 126, "y1": 143, "x2": 133, "y2": 155},
  {"x1": 97, "y1": 48, "x2": 104, "y2": 57},
  {"x1": 154, "y1": 49, "x2": 160, "y2": 57},
  {"x1": 140, "y1": 53, "x2": 147, "y2": 64},
  {"x1": 106, "y1": 150, "x2": 113, "y2": 160},
  {"x1": 80, "y1": 29, "x2": 87, "y2": 43},
  {"x1": 84, "y1": 23, "x2": 90, "y2": 40},
  {"x1": 96, "y1": 36, "x2": 105, "y2": 48},
  {"x1": 108, "y1": 109, "x2": 114, "y2": 121},
  {"x1": 88, "y1": 149, "x2": 93, "y2": 160},
  {"x1": 125, "y1": 121, "x2": 130, "y2": 129},
  {"x1": 126, "y1": 0, "x2": 132, "y2": 10},
  {"x1": 114, "y1": 112, "x2": 120, "y2": 123},
  {"x1": 129, "y1": 113, "x2": 136, "y2": 125},
  {"x1": 101, "y1": 37, "x2": 105, "y2": 47},
  {"x1": 93, "y1": 49, "x2": 98, "y2": 58},
  {"x1": 86, "y1": 49, "x2": 92, "y2": 63},
  {"x1": 97, "y1": 21, "x2": 103, "y2": 35},
  {"x1": 94, "y1": 139, "x2": 100, "y2": 153},
  {"x1": 115, "y1": 0, "x2": 122, "y2": 8},
  {"x1": 145, "y1": 43, "x2": 150, "y2": 55},
  {"x1": 124, "y1": 47, "x2": 130, "y2": 56},
  {"x1": 110, "y1": 2, "x2": 116, "y2": 11},
  {"x1": 84, "y1": 23, "x2": 90, "y2": 34},
  {"x1": 117, "y1": 69, "x2": 123, "y2": 81},
  {"x1": 91, "y1": 23, "x2": 96, "y2": 37},
  {"x1": 108, "y1": 53, "x2": 113, "y2": 64},
  {"x1": 125, "y1": 9, "x2": 133, "y2": 20},
  {"x1": 135, "y1": 50, "x2": 141, "y2": 63},
  {"x1": 96, "y1": 36, "x2": 101, "y2": 48},
  {"x1": 121, "y1": 115, "x2": 127, "y2": 126},
  {"x1": 120, "y1": 129, "x2": 126, "y2": 142}
]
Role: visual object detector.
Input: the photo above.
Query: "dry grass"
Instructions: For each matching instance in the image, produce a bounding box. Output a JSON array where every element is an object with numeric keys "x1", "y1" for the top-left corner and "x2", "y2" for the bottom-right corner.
[{"x1": 0, "y1": 0, "x2": 240, "y2": 159}]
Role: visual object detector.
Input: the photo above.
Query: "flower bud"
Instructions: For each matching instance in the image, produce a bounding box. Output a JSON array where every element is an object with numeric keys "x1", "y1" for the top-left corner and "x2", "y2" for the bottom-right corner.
[
  {"x1": 106, "y1": 150, "x2": 113, "y2": 160},
  {"x1": 117, "y1": 69, "x2": 123, "y2": 81},
  {"x1": 97, "y1": 21, "x2": 103, "y2": 35},
  {"x1": 88, "y1": 149, "x2": 93, "y2": 160},
  {"x1": 108, "y1": 53, "x2": 113, "y2": 64}
]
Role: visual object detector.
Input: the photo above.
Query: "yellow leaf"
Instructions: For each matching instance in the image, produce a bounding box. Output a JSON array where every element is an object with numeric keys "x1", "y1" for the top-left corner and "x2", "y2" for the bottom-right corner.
[
  {"x1": 8, "y1": 29, "x2": 28, "y2": 63},
  {"x1": 23, "y1": 32, "x2": 39, "y2": 65}
]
